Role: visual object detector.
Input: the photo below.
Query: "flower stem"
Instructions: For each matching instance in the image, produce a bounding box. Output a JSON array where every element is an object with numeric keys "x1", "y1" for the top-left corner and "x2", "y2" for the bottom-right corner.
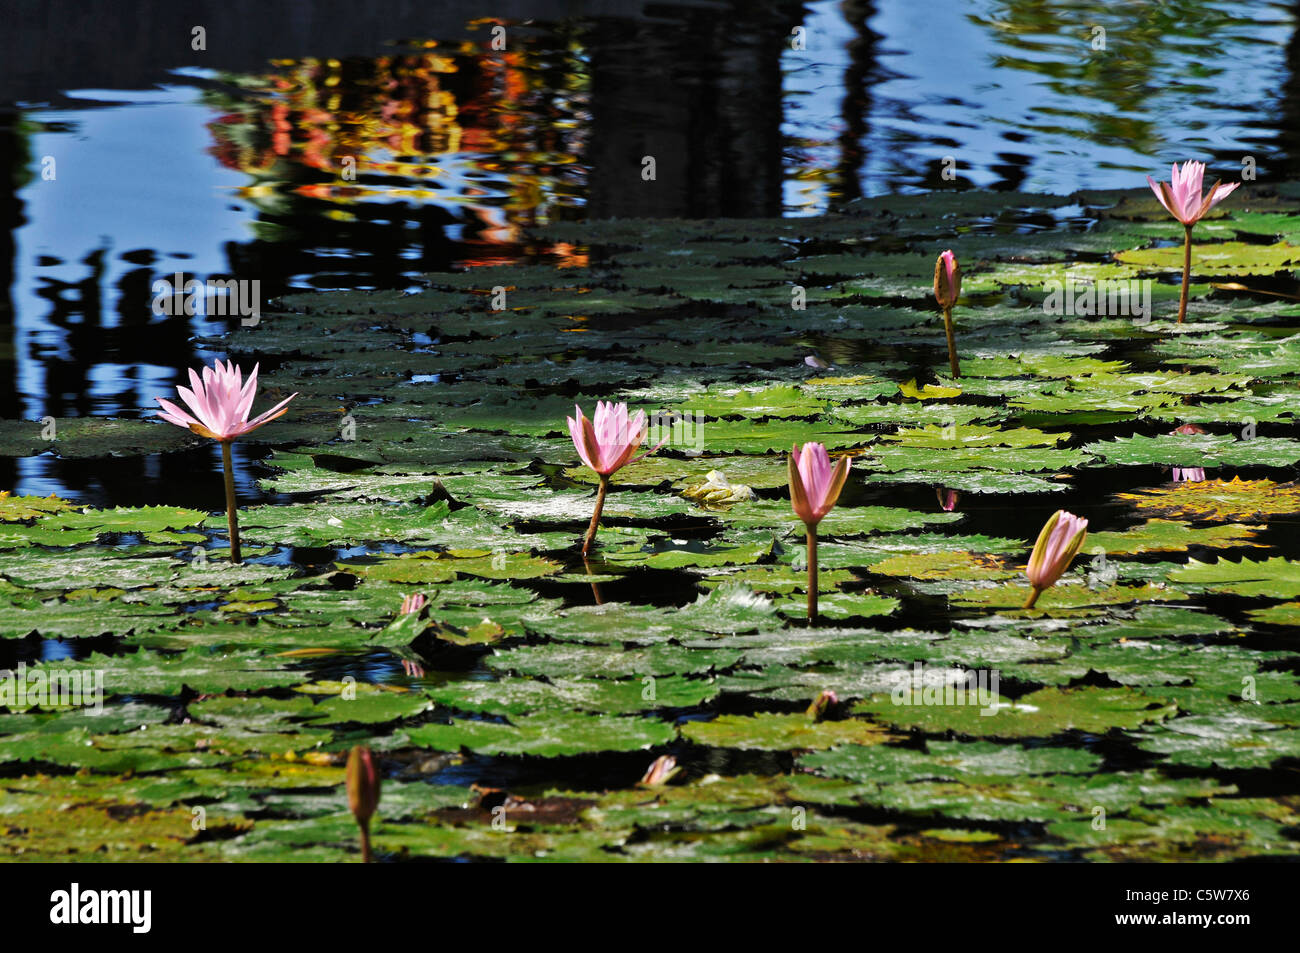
[
  {"x1": 806, "y1": 527, "x2": 818, "y2": 626},
  {"x1": 359, "y1": 821, "x2": 372, "y2": 863},
  {"x1": 220, "y1": 441, "x2": 242, "y2": 565},
  {"x1": 1023, "y1": 586, "x2": 1042, "y2": 610},
  {"x1": 1177, "y1": 224, "x2": 1193, "y2": 324},
  {"x1": 943, "y1": 306, "x2": 960, "y2": 377},
  {"x1": 582, "y1": 555, "x2": 604, "y2": 605},
  {"x1": 582, "y1": 474, "x2": 609, "y2": 556}
]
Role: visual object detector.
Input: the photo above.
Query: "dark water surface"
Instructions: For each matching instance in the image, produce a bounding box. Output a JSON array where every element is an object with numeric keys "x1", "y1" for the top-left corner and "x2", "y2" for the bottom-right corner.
[{"x1": 1, "y1": 0, "x2": 1298, "y2": 500}]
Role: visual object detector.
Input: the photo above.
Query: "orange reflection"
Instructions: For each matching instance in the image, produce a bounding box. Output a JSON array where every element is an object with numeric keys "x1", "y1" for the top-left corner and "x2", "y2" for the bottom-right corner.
[{"x1": 205, "y1": 37, "x2": 587, "y2": 268}]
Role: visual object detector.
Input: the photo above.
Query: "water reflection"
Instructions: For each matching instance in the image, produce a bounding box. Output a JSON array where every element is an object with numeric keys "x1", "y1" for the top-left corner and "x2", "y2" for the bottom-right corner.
[
  {"x1": 204, "y1": 40, "x2": 590, "y2": 276},
  {"x1": 845, "y1": 0, "x2": 1294, "y2": 195},
  {"x1": 0, "y1": 0, "x2": 1298, "y2": 503}
]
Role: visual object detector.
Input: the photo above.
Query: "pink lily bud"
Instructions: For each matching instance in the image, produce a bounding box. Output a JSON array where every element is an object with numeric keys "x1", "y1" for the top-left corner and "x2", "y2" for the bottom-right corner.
[
  {"x1": 566, "y1": 400, "x2": 661, "y2": 476},
  {"x1": 788, "y1": 443, "x2": 851, "y2": 528},
  {"x1": 1170, "y1": 423, "x2": 1207, "y2": 436},
  {"x1": 933, "y1": 250, "x2": 961, "y2": 310},
  {"x1": 1024, "y1": 510, "x2": 1089, "y2": 607},
  {"x1": 346, "y1": 746, "x2": 381, "y2": 826},
  {"x1": 639, "y1": 754, "x2": 680, "y2": 787},
  {"x1": 399, "y1": 593, "x2": 428, "y2": 615},
  {"x1": 936, "y1": 487, "x2": 960, "y2": 512},
  {"x1": 805, "y1": 689, "x2": 839, "y2": 721},
  {"x1": 1147, "y1": 161, "x2": 1239, "y2": 226}
]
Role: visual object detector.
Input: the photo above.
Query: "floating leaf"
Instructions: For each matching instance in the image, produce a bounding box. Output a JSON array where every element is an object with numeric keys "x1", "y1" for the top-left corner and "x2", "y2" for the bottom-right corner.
[
  {"x1": 852, "y1": 687, "x2": 1177, "y2": 738},
  {"x1": 1114, "y1": 477, "x2": 1300, "y2": 522},
  {"x1": 682, "y1": 714, "x2": 897, "y2": 751}
]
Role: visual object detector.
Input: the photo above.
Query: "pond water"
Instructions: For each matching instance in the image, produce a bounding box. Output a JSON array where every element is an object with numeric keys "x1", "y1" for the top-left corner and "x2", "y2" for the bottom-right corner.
[
  {"x1": 4, "y1": 1, "x2": 1300, "y2": 863},
  {"x1": 2, "y1": 0, "x2": 1297, "y2": 503}
]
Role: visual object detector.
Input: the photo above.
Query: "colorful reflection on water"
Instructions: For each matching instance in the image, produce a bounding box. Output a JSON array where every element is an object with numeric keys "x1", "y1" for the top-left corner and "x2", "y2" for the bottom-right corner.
[{"x1": 0, "y1": 0, "x2": 1297, "y2": 499}]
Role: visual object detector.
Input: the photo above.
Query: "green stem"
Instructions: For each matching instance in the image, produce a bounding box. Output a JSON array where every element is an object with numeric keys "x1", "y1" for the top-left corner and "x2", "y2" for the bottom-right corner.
[
  {"x1": 1177, "y1": 224, "x2": 1192, "y2": 324},
  {"x1": 221, "y1": 441, "x2": 242, "y2": 565},
  {"x1": 582, "y1": 475, "x2": 609, "y2": 556},
  {"x1": 1023, "y1": 586, "x2": 1042, "y2": 610},
  {"x1": 359, "y1": 821, "x2": 372, "y2": 863},
  {"x1": 807, "y1": 527, "x2": 818, "y2": 626},
  {"x1": 943, "y1": 307, "x2": 960, "y2": 377},
  {"x1": 582, "y1": 555, "x2": 604, "y2": 605}
]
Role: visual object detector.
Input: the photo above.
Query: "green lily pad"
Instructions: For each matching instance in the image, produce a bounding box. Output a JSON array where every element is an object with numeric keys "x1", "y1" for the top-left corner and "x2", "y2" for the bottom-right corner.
[
  {"x1": 682, "y1": 713, "x2": 898, "y2": 751},
  {"x1": 852, "y1": 686, "x2": 1178, "y2": 738}
]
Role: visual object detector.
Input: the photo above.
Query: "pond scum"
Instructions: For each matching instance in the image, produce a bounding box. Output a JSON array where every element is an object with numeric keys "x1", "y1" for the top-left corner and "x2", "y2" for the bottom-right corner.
[{"x1": 3, "y1": 180, "x2": 1300, "y2": 862}]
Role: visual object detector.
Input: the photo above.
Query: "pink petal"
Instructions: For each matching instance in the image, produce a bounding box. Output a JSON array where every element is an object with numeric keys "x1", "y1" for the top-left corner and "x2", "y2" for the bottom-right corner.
[
  {"x1": 1206, "y1": 181, "x2": 1240, "y2": 212},
  {"x1": 175, "y1": 384, "x2": 216, "y2": 433},
  {"x1": 567, "y1": 412, "x2": 596, "y2": 470},
  {"x1": 155, "y1": 397, "x2": 198, "y2": 430},
  {"x1": 1147, "y1": 177, "x2": 1177, "y2": 219},
  {"x1": 239, "y1": 392, "x2": 297, "y2": 436}
]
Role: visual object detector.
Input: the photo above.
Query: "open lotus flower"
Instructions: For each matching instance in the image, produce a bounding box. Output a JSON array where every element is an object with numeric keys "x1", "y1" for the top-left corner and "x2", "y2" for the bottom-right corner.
[
  {"x1": 568, "y1": 401, "x2": 665, "y2": 555},
  {"x1": 789, "y1": 443, "x2": 851, "y2": 625},
  {"x1": 346, "y1": 746, "x2": 381, "y2": 863},
  {"x1": 567, "y1": 400, "x2": 651, "y2": 476},
  {"x1": 154, "y1": 360, "x2": 296, "y2": 564},
  {"x1": 1147, "y1": 161, "x2": 1238, "y2": 227},
  {"x1": 1146, "y1": 162, "x2": 1240, "y2": 323},
  {"x1": 933, "y1": 250, "x2": 962, "y2": 376},
  {"x1": 1024, "y1": 510, "x2": 1089, "y2": 608},
  {"x1": 155, "y1": 360, "x2": 295, "y2": 441}
]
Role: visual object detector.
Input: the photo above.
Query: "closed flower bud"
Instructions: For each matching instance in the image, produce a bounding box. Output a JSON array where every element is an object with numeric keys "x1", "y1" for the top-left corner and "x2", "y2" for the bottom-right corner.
[
  {"x1": 399, "y1": 593, "x2": 427, "y2": 615},
  {"x1": 639, "y1": 754, "x2": 680, "y2": 787},
  {"x1": 805, "y1": 689, "x2": 839, "y2": 721},
  {"x1": 346, "y1": 745, "x2": 381, "y2": 826},
  {"x1": 1024, "y1": 510, "x2": 1088, "y2": 608},
  {"x1": 789, "y1": 442, "x2": 850, "y2": 529},
  {"x1": 934, "y1": 250, "x2": 961, "y2": 311}
]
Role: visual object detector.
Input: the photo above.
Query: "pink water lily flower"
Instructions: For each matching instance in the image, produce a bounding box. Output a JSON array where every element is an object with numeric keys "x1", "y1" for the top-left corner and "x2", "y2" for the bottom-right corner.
[
  {"x1": 345, "y1": 746, "x2": 381, "y2": 863},
  {"x1": 789, "y1": 442, "x2": 850, "y2": 529},
  {"x1": 933, "y1": 250, "x2": 962, "y2": 376},
  {"x1": 399, "y1": 593, "x2": 428, "y2": 615},
  {"x1": 567, "y1": 400, "x2": 651, "y2": 476},
  {"x1": 155, "y1": 359, "x2": 296, "y2": 442},
  {"x1": 934, "y1": 249, "x2": 961, "y2": 310},
  {"x1": 1146, "y1": 162, "x2": 1240, "y2": 323},
  {"x1": 1147, "y1": 161, "x2": 1239, "y2": 226},
  {"x1": 789, "y1": 443, "x2": 851, "y2": 626},
  {"x1": 1024, "y1": 510, "x2": 1089, "y2": 608},
  {"x1": 568, "y1": 401, "x2": 665, "y2": 555},
  {"x1": 153, "y1": 359, "x2": 296, "y2": 565}
]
